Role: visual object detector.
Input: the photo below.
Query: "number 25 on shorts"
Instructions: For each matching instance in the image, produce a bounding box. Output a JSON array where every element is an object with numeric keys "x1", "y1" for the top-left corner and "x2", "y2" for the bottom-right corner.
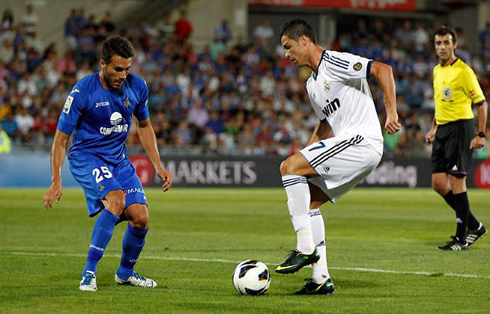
[{"x1": 92, "y1": 166, "x2": 113, "y2": 183}]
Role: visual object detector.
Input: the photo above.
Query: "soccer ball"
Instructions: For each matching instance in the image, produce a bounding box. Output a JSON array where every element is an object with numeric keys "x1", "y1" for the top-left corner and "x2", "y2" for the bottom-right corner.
[{"x1": 232, "y1": 260, "x2": 271, "y2": 296}]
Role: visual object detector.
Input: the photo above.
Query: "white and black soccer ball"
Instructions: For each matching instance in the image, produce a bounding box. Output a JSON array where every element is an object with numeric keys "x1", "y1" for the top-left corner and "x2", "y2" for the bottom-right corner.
[{"x1": 232, "y1": 260, "x2": 271, "y2": 296}]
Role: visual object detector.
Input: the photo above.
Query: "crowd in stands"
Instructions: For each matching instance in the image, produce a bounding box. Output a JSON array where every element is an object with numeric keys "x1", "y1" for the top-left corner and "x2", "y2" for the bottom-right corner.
[{"x1": 1, "y1": 6, "x2": 489, "y2": 158}]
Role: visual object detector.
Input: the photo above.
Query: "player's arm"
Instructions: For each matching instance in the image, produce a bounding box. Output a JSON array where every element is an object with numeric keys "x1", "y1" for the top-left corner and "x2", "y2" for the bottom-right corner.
[
  {"x1": 43, "y1": 130, "x2": 70, "y2": 209},
  {"x1": 135, "y1": 117, "x2": 172, "y2": 192},
  {"x1": 370, "y1": 62, "x2": 401, "y2": 134},
  {"x1": 471, "y1": 101, "x2": 488, "y2": 149},
  {"x1": 306, "y1": 120, "x2": 332, "y2": 147}
]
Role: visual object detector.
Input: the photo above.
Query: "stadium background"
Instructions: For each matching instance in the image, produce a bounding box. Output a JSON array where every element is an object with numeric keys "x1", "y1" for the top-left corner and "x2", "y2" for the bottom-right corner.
[{"x1": 0, "y1": 0, "x2": 490, "y2": 188}]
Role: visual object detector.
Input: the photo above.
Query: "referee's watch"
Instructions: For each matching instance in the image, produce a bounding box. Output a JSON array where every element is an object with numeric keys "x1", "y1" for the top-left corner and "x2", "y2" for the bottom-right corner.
[{"x1": 476, "y1": 131, "x2": 486, "y2": 138}]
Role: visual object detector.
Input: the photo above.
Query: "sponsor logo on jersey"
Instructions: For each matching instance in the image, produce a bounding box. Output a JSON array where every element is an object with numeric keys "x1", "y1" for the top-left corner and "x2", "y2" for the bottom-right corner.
[
  {"x1": 323, "y1": 79, "x2": 330, "y2": 93},
  {"x1": 70, "y1": 89, "x2": 80, "y2": 94},
  {"x1": 353, "y1": 62, "x2": 362, "y2": 71},
  {"x1": 110, "y1": 112, "x2": 123, "y2": 125},
  {"x1": 323, "y1": 166, "x2": 330, "y2": 173},
  {"x1": 100, "y1": 111, "x2": 129, "y2": 135},
  {"x1": 322, "y1": 98, "x2": 341, "y2": 118},
  {"x1": 99, "y1": 185, "x2": 105, "y2": 192},
  {"x1": 96, "y1": 101, "x2": 110, "y2": 108},
  {"x1": 124, "y1": 97, "x2": 131, "y2": 107},
  {"x1": 63, "y1": 96, "x2": 74, "y2": 114}
]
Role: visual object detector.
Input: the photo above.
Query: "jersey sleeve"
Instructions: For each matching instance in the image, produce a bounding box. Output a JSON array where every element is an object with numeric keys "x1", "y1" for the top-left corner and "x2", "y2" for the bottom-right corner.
[
  {"x1": 322, "y1": 50, "x2": 372, "y2": 81},
  {"x1": 462, "y1": 66, "x2": 485, "y2": 104},
  {"x1": 134, "y1": 80, "x2": 149, "y2": 121},
  {"x1": 57, "y1": 88, "x2": 86, "y2": 135}
]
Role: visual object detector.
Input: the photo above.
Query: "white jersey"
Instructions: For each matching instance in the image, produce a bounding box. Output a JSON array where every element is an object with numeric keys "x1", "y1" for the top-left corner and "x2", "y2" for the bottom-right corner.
[{"x1": 306, "y1": 50, "x2": 383, "y2": 155}]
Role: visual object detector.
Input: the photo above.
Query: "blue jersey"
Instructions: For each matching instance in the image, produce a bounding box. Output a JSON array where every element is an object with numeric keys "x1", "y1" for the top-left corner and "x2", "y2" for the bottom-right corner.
[{"x1": 57, "y1": 73, "x2": 149, "y2": 164}]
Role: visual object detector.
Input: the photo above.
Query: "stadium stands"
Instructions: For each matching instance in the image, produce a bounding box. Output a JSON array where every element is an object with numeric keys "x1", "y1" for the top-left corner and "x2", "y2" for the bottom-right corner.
[{"x1": 0, "y1": 7, "x2": 489, "y2": 158}]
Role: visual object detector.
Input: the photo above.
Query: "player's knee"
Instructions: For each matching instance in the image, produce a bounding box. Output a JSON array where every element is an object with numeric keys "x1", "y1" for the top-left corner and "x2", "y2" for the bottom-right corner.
[
  {"x1": 280, "y1": 157, "x2": 298, "y2": 175},
  {"x1": 107, "y1": 191, "x2": 125, "y2": 216},
  {"x1": 130, "y1": 209, "x2": 148, "y2": 230},
  {"x1": 310, "y1": 200, "x2": 326, "y2": 209}
]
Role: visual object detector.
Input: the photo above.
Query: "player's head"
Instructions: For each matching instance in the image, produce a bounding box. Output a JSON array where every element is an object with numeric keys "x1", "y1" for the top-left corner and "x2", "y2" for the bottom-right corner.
[
  {"x1": 280, "y1": 19, "x2": 317, "y2": 67},
  {"x1": 100, "y1": 36, "x2": 135, "y2": 90},
  {"x1": 433, "y1": 26, "x2": 457, "y2": 63}
]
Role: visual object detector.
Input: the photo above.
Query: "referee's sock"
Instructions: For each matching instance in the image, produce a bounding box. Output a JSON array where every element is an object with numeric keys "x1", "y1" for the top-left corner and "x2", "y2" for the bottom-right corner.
[
  {"x1": 453, "y1": 192, "x2": 470, "y2": 241},
  {"x1": 443, "y1": 190, "x2": 479, "y2": 230}
]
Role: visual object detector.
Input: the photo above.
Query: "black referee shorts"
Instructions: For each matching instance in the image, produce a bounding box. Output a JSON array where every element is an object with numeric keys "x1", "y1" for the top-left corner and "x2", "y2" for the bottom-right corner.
[{"x1": 431, "y1": 119, "x2": 474, "y2": 177}]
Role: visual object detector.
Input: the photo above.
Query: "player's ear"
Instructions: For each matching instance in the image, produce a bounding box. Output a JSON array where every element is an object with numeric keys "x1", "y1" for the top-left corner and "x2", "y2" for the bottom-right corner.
[
  {"x1": 299, "y1": 35, "x2": 307, "y2": 46},
  {"x1": 100, "y1": 59, "x2": 106, "y2": 69}
]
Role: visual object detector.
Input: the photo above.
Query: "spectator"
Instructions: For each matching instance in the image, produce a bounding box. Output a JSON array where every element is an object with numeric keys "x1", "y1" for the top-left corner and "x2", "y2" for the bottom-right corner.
[
  {"x1": 215, "y1": 20, "x2": 232, "y2": 45},
  {"x1": 65, "y1": 9, "x2": 79, "y2": 50},
  {"x1": 253, "y1": 19, "x2": 274, "y2": 44},
  {"x1": 174, "y1": 9, "x2": 193, "y2": 43},
  {"x1": 1, "y1": 112, "x2": 18, "y2": 141},
  {"x1": 1, "y1": 8, "x2": 14, "y2": 33},
  {"x1": 21, "y1": 4, "x2": 39, "y2": 36}
]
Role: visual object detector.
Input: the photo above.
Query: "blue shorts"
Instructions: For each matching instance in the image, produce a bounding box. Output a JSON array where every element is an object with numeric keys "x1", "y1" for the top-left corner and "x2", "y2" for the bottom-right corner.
[{"x1": 69, "y1": 156, "x2": 147, "y2": 217}]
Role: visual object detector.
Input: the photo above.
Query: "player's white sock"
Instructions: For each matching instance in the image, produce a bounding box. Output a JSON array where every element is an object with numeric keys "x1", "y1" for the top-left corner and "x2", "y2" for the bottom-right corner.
[
  {"x1": 310, "y1": 208, "x2": 330, "y2": 284},
  {"x1": 282, "y1": 175, "x2": 315, "y2": 254}
]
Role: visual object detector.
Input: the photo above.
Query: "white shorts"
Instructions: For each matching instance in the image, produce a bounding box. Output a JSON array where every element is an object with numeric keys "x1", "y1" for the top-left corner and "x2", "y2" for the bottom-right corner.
[{"x1": 300, "y1": 134, "x2": 382, "y2": 203}]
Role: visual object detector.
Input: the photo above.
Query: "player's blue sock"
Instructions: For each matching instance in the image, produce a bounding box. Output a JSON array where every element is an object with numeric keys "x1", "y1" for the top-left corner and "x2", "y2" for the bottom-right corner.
[
  {"x1": 116, "y1": 223, "x2": 148, "y2": 279},
  {"x1": 82, "y1": 209, "x2": 119, "y2": 277}
]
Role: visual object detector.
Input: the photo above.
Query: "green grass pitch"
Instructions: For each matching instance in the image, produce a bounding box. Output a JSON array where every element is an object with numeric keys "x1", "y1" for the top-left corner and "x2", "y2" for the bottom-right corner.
[{"x1": 1, "y1": 188, "x2": 489, "y2": 313}]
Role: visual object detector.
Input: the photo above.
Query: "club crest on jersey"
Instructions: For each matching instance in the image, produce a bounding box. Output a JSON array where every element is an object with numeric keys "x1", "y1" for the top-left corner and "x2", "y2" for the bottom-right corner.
[
  {"x1": 124, "y1": 97, "x2": 131, "y2": 107},
  {"x1": 353, "y1": 62, "x2": 362, "y2": 71},
  {"x1": 323, "y1": 79, "x2": 330, "y2": 93}
]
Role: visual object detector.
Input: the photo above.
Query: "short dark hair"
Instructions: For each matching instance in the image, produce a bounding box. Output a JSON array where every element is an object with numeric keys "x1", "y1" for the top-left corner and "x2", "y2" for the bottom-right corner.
[
  {"x1": 280, "y1": 19, "x2": 317, "y2": 44},
  {"x1": 100, "y1": 36, "x2": 135, "y2": 64},
  {"x1": 433, "y1": 26, "x2": 457, "y2": 44}
]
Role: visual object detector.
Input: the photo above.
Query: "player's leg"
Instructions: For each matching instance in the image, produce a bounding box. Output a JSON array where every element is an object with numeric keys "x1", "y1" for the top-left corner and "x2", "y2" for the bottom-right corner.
[
  {"x1": 308, "y1": 182, "x2": 331, "y2": 283},
  {"x1": 113, "y1": 159, "x2": 156, "y2": 288},
  {"x1": 114, "y1": 204, "x2": 155, "y2": 288},
  {"x1": 294, "y1": 182, "x2": 335, "y2": 295},
  {"x1": 80, "y1": 190, "x2": 125, "y2": 290},
  {"x1": 70, "y1": 159, "x2": 125, "y2": 291},
  {"x1": 275, "y1": 152, "x2": 320, "y2": 274}
]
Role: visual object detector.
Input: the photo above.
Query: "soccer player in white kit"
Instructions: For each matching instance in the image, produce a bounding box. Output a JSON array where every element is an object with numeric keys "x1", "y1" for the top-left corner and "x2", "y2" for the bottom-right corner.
[{"x1": 275, "y1": 19, "x2": 401, "y2": 295}]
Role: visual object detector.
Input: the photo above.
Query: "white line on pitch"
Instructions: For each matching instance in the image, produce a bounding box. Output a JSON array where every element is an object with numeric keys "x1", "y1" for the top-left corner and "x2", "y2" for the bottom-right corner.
[{"x1": 4, "y1": 251, "x2": 490, "y2": 279}]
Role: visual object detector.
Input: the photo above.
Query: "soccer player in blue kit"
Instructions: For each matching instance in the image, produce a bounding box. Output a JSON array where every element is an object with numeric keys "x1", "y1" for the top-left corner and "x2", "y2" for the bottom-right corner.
[{"x1": 43, "y1": 36, "x2": 173, "y2": 292}]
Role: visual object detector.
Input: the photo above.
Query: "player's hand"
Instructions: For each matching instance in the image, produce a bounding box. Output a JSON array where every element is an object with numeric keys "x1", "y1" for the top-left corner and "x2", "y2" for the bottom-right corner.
[
  {"x1": 157, "y1": 169, "x2": 173, "y2": 192},
  {"x1": 425, "y1": 129, "x2": 436, "y2": 144},
  {"x1": 470, "y1": 136, "x2": 485, "y2": 149},
  {"x1": 384, "y1": 113, "x2": 401, "y2": 134},
  {"x1": 43, "y1": 181, "x2": 63, "y2": 209}
]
